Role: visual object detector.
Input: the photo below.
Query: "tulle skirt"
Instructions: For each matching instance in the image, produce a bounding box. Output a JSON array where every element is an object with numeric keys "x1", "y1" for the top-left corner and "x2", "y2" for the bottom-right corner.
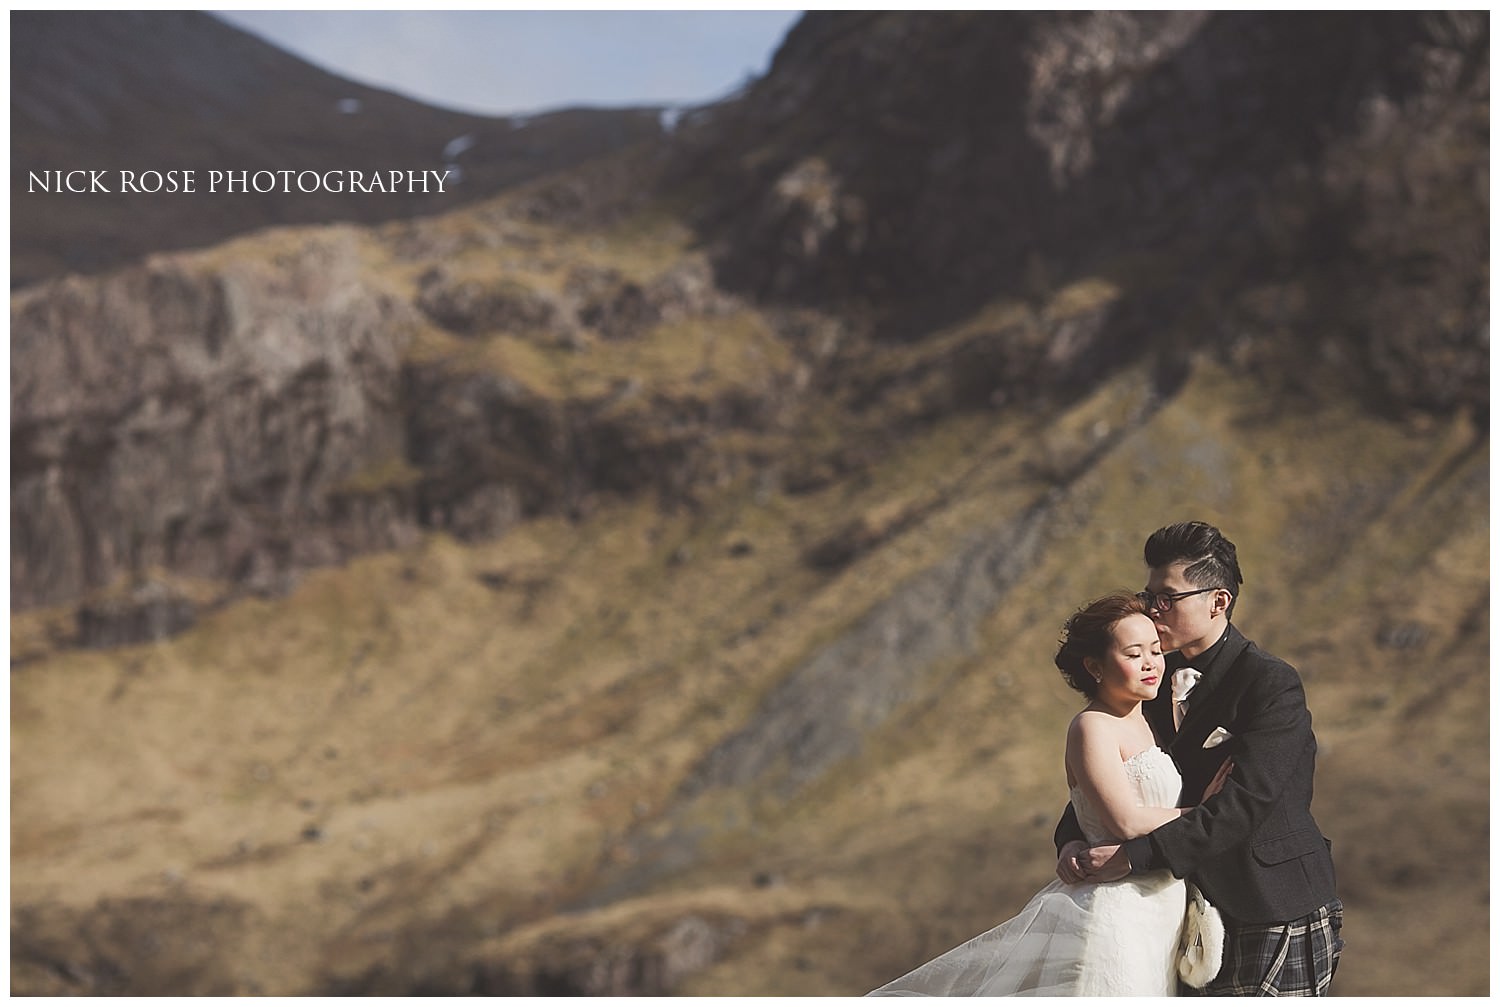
[{"x1": 869, "y1": 872, "x2": 1186, "y2": 996}]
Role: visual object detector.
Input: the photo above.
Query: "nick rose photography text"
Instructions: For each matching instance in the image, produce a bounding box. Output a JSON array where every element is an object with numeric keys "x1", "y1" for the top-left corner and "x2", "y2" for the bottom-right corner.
[{"x1": 27, "y1": 168, "x2": 454, "y2": 194}]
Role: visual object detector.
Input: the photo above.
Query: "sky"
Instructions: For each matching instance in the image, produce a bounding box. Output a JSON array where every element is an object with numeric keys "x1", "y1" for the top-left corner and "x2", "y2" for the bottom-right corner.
[{"x1": 213, "y1": 10, "x2": 805, "y2": 118}]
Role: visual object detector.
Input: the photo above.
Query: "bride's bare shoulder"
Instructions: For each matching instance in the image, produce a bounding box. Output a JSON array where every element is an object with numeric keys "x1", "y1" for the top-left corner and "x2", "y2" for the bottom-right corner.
[
  {"x1": 1067, "y1": 707, "x2": 1115, "y2": 734},
  {"x1": 1070, "y1": 707, "x2": 1138, "y2": 754}
]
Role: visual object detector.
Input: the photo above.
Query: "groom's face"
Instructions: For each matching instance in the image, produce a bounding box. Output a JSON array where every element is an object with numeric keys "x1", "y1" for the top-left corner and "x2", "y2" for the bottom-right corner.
[{"x1": 1144, "y1": 560, "x2": 1222, "y2": 659}]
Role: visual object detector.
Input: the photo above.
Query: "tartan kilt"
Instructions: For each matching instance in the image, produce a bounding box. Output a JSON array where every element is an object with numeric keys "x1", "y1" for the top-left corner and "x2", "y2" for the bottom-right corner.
[{"x1": 1182, "y1": 899, "x2": 1344, "y2": 996}]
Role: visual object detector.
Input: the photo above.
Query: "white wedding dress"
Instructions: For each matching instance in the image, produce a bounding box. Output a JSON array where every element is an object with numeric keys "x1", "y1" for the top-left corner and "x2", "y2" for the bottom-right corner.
[{"x1": 869, "y1": 746, "x2": 1187, "y2": 996}]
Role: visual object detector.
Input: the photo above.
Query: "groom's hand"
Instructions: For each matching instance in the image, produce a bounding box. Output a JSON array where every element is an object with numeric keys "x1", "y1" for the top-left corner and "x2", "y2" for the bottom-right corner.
[
  {"x1": 1056, "y1": 840, "x2": 1090, "y2": 884},
  {"x1": 1077, "y1": 843, "x2": 1129, "y2": 882}
]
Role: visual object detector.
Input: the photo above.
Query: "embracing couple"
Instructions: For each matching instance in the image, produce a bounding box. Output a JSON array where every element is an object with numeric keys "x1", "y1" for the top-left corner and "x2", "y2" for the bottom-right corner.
[{"x1": 870, "y1": 521, "x2": 1344, "y2": 996}]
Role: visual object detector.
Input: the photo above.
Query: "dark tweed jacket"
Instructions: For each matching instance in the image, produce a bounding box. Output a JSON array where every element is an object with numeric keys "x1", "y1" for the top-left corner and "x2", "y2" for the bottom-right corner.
[{"x1": 1054, "y1": 624, "x2": 1338, "y2": 925}]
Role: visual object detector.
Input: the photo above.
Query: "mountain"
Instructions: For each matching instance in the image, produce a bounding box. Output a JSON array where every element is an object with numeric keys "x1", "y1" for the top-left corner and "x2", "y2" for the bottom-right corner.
[
  {"x1": 10, "y1": 11, "x2": 664, "y2": 288},
  {"x1": 673, "y1": 11, "x2": 1487, "y2": 417},
  {"x1": 10, "y1": 11, "x2": 1488, "y2": 997}
]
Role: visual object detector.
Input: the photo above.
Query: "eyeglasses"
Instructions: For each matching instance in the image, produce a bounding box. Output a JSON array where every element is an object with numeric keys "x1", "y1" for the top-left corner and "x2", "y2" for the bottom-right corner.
[{"x1": 1136, "y1": 587, "x2": 1218, "y2": 613}]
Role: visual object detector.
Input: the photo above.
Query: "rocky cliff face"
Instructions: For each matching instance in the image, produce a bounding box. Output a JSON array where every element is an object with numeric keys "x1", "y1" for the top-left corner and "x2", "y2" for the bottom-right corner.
[
  {"x1": 676, "y1": 11, "x2": 1488, "y2": 416},
  {"x1": 12, "y1": 233, "x2": 416, "y2": 612},
  {"x1": 11, "y1": 177, "x2": 802, "y2": 618}
]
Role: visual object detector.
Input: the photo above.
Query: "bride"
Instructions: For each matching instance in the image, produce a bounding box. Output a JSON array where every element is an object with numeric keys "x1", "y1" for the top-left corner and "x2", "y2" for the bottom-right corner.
[{"x1": 869, "y1": 593, "x2": 1228, "y2": 996}]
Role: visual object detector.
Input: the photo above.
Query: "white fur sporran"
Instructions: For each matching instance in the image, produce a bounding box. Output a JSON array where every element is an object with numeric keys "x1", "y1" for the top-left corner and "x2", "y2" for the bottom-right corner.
[{"x1": 1177, "y1": 882, "x2": 1225, "y2": 988}]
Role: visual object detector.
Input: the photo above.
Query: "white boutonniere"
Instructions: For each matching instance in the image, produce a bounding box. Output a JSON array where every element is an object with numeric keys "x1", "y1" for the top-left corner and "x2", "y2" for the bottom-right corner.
[
  {"x1": 1202, "y1": 726, "x2": 1233, "y2": 749},
  {"x1": 1171, "y1": 668, "x2": 1202, "y2": 703}
]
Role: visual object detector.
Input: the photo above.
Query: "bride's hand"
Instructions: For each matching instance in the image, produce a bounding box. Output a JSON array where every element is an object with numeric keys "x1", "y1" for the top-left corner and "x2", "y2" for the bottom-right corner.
[
  {"x1": 1201, "y1": 758, "x2": 1234, "y2": 802},
  {"x1": 1056, "y1": 840, "x2": 1090, "y2": 884}
]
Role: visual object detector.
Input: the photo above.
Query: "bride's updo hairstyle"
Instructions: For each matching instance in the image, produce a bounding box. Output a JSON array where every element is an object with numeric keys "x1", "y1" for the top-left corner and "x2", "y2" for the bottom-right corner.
[{"x1": 1054, "y1": 593, "x2": 1151, "y2": 698}]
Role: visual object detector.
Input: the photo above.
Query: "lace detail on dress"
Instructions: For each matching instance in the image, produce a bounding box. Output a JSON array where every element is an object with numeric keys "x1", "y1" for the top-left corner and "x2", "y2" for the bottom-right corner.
[{"x1": 1123, "y1": 746, "x2": 1162, "y2": 785}]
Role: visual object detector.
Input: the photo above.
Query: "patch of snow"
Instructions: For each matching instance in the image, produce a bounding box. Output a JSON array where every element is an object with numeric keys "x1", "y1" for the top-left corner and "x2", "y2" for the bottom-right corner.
[
  {"x1": 659, "y1": 107, "x2": 684, "y2": 133},
  {"x1": 442, "y1": 133, "x2": 476, "y2": 160}
]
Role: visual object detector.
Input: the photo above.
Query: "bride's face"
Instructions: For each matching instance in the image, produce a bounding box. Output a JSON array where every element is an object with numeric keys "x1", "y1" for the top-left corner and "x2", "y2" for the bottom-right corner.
[{"x1": 1091, "y1": 613, "x2": 1165, "y2": 704}]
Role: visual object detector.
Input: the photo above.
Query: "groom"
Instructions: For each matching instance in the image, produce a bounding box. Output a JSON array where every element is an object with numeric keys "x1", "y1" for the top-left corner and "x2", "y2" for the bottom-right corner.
[{"x1": 1054, "y1": 521, "x2": 1343, "y2": 995}]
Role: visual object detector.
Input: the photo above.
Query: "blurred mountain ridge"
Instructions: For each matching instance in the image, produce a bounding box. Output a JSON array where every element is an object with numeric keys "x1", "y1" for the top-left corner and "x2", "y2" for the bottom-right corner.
[
  {"x1": 10, "y1": 10, "x2": 1489, "y2": 997},
  {"x1": 10, "y1": 10, "x2": 665, "y2": 288}
]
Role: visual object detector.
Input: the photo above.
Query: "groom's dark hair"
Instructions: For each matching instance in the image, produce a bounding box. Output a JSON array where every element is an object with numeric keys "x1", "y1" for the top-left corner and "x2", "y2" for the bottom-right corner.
[{"x1": 1144, "y1": 521, "x2": 1244, "y2": 620}]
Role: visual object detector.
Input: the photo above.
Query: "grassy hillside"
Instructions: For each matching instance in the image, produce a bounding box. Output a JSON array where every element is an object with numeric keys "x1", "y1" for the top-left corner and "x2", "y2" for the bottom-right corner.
[{"x1": 12, "y1": 337, "x2": 1487, "y2": 994}]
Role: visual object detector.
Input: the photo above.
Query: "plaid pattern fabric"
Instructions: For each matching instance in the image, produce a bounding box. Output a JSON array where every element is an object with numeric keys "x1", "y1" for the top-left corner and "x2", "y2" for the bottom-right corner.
[{"x1": 1183, "y1": 900, "x2": 1344, "y2": 996}]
